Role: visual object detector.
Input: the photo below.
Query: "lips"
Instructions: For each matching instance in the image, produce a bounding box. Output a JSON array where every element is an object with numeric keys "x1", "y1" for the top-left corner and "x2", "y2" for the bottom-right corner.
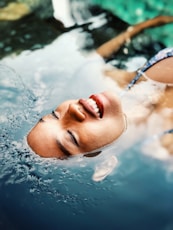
[
  {"x1": 79, "y1": 94, "x2": 104, "y2": 118},
  {"x1": 90, "y1": 94, "x2": 104, "y2": 118}
]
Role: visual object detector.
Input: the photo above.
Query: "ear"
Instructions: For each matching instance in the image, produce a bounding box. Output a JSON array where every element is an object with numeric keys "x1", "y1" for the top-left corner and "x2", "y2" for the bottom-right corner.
[{"x1": 84, "y1": 151, "x2": 102, "y2": 158}]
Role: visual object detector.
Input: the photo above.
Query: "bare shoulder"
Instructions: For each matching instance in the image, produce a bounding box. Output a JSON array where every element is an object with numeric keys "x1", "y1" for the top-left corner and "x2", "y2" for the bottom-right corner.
[{"x1": 145, "y1": 56, "x2": 173, "y2": 84}]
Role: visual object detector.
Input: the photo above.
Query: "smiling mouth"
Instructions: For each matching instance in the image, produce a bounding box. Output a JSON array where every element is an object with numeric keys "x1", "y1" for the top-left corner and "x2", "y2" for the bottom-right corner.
[{"x1": 79, "y1": 94, "x2": 104, "y2": 118}]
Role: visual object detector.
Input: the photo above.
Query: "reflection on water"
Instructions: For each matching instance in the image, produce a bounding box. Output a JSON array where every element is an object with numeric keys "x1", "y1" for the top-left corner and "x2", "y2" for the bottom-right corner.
[{"x1": 0, "y1": 1, "x2": 173, "y2": 230}]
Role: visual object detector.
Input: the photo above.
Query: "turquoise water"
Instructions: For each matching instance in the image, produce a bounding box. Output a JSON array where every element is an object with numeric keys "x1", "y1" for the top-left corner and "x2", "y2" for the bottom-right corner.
[
  {"x1": 91, "y1": 0, "x2": 173, "y2": 24},
  {"x1": 91, "y1": 0, "x2": 173, "y2": 46},
  {"x1": 0, "y1": 1, "x2": 173, "y2": 230}
]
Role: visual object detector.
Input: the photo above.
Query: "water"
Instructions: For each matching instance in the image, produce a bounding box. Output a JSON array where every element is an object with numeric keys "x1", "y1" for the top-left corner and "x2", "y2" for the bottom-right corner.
[
  {"x1": 0, "y1": 1, "x2": 173, "y2": 230},
  {"x1": 1, "y1": 145, "x2": 173, "y2": 230},
  {"x1": 91, "y1": 0, "x2": 173, "y2": 46}
]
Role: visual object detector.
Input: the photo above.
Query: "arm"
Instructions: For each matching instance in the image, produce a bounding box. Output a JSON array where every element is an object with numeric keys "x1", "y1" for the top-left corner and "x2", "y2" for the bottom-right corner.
[
  {"x1": 96, "y1": 15, "x2": 173, "y2": 59},
  {"x1": 96, "y1": 16, "x2": 173, "y2": 87}
]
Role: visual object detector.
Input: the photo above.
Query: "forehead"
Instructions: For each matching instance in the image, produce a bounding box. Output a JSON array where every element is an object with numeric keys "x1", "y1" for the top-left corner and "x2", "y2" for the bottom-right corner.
[{"x1": 27, "y1": 120, "x2": 65, "y2": 158}]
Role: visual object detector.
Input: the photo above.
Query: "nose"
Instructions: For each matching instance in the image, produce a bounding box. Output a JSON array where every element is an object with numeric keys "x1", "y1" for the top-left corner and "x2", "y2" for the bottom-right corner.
[{"x1": 67, "y1": 103, "x2": 85, "y2": 122}]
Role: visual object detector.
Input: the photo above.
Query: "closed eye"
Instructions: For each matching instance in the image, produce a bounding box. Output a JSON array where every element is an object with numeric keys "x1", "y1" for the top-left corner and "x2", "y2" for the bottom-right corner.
[
  {"x1": 51, "y1": 111, "x2": 79, "y2": 148},
  {"x1": 51, "y1": 110, "x2": 59, "y2": 119},
  {"x1": 67, "y1": 130, "x2": 79, "y2": 147}
]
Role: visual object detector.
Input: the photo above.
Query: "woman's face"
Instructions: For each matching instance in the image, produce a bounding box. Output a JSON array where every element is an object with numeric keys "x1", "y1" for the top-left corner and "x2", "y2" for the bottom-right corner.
[{"x1": 27, "y1": 91, "x2": 125, "y2": 159}]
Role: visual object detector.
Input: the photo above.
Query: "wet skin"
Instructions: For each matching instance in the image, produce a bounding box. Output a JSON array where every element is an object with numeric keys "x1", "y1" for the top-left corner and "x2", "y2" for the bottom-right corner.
[{"x1": 27, "y1": 91, "x2": 126, "y2": 159}]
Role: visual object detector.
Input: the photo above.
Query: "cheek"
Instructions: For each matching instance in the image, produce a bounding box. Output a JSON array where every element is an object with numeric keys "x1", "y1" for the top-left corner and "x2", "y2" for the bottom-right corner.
[
  {"x1": 79, "y1": 122, "x2": 112, "y2": 151},
  {"x1": 78, "y1": 115, "x2": 124, "y2": 151},
  {"x1": 85, "y1": 120, "x2": 112, "y2": 137},
  {"x1": 78, "y1": 124, "x2": 100, "y2": 150},
  {"x1": 86, "y1": 118, "x2": 123, "y2": 143}
]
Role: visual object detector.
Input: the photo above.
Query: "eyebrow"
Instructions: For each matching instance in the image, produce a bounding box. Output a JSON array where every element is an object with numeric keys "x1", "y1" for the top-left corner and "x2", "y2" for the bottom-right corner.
[{"x1": 57, "y1": 141, "x2": 72, "y2": 157}]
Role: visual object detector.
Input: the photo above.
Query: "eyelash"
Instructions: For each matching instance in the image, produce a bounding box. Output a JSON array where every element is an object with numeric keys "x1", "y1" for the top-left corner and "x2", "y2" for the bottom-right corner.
[
  {"x1": 67, "y1": 130, "x2": 79, "y2": 147},
  {"x1": 52, "y1": 110, "x2": 59, "y2": 119},
  {"x1": 51, "y1": 111, "x2": 79, "y2": 147},
  {"x1": 39, "y1": 118, "x2": 44, "y2": 122}
]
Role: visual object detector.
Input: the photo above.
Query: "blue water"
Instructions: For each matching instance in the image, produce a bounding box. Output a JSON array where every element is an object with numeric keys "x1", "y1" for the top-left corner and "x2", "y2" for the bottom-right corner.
[
  {"x1": 1, "y1": 147, "x2": 173, "y2": 230},
  {"x1": 1, "y1": 2, "x2": 173, "y2": 230}
]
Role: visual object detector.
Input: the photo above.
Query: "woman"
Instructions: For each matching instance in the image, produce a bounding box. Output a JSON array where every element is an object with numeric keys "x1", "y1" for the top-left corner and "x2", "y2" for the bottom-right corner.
[
  {"x1": 27, "y1": 17, "x2": 173, "y2": 159},
  {"x1": 27, "y1": 47, "x2": 173, "y2": 159}
]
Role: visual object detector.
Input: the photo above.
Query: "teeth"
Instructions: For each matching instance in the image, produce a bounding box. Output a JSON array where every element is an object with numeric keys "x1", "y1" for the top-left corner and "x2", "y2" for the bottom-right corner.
[
  {"x1": 95, "y1": 107, "x2": 99, "y2": 112},
  {"x1": 88, "y1": 99, "x2": 95, "y2": 105},
  {"x1": 87, "y1": 98, "x2": 100, "y2": 116}
]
